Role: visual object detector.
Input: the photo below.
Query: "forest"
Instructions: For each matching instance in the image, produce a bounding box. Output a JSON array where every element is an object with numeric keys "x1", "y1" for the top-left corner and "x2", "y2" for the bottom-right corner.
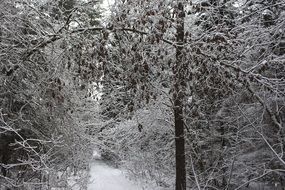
[{"x1": 0, "y1": 0, "x2": 285, "y2": 189}]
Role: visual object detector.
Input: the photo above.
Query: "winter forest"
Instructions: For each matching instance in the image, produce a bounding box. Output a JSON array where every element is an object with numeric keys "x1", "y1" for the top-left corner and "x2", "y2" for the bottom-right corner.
[{"x1": 0, "y1": 0, "x2": 285, "y2": 189}]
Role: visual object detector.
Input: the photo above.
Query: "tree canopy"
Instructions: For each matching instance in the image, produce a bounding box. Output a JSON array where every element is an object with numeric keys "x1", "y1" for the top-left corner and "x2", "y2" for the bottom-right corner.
[{"x1": 0, "y1": 0, "x2": 285, "y2": 189}]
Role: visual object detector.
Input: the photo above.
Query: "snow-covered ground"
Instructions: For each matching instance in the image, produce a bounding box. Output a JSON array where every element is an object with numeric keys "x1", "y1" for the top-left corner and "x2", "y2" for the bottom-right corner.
[
  {"x1": 87, "y1": 151, "x2": 143, "y2": 190},
  {"x1": 87, "y1": 160, "x2": 143, "y2": 190}
]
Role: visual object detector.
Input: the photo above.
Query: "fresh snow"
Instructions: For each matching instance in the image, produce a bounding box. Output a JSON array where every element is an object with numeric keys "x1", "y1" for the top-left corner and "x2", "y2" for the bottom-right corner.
[{"x1": 88, "y1": 152, "x2": 143, "y2": 190}]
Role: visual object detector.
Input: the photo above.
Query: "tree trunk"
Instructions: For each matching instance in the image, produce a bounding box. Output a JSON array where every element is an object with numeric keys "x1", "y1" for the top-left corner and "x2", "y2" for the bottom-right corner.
[
  {"x1": 174, "y1": 105, "x2": 186, "y2": 190},
  {"x1": 174, "y1": 2, "x2": 186, "y2": 190}
]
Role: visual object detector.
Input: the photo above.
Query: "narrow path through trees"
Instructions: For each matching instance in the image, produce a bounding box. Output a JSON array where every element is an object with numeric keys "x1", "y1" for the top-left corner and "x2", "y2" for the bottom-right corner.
[{"x1": 87, "y1": 159, "x2": 142, "y2": 190}]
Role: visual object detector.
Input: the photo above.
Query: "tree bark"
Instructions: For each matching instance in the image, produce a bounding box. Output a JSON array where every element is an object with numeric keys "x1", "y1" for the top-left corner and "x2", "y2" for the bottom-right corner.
[{"x1": 174, "y1": 2, "x2": 186, "y2": 190}]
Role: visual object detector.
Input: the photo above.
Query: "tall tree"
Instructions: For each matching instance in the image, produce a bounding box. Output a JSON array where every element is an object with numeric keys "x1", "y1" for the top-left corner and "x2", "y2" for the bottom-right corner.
[
  {"x1": 174, "y1": 2, "x2": 186, "y2": 190},
  {"x1": 97, "y1": 1, "x2": 189, "y2": 189}
]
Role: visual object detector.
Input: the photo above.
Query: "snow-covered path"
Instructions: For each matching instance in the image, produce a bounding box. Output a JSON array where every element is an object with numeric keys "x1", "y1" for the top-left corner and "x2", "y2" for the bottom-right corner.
[{"x1": 87, "y1": 159, "x2": 143, "y2": 190}]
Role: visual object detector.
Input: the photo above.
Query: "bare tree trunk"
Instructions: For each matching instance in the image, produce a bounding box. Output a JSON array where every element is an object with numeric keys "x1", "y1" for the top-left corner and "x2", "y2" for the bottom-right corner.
[{"x1": 174, "y1": 2, "x2": 186, "y2": 190}]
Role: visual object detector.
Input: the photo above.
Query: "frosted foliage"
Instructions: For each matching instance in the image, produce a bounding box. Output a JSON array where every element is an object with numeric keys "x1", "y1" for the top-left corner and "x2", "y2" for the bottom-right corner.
[
  {"x1": 0, "y1": 0, "x2": 285, "y2": 189},
  {"x1": 99, "y1": 97, "x2": 175, "y2": 189},
  {"x1": 98, "y1": 0, "x2": 285, "y2": 189}
]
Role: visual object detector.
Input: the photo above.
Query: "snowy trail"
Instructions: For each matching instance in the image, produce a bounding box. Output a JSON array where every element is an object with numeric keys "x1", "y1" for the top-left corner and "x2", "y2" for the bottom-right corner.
[{"x1": 87, "y1": 159, "x2": 143, "y2": 190}]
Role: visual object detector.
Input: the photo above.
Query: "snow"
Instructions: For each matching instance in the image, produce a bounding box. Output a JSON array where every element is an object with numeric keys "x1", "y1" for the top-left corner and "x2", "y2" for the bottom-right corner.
[
  {"x1": 87, "y1": 151, "x2": 169, "y2": 190},
  {"x1": 88, "y1": 159, "x2": 143, "y2": 190}
]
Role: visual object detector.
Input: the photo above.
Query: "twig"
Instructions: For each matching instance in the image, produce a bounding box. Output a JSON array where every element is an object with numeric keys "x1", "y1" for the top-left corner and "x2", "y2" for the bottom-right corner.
[
  {"x1": 25, "y1": 26, "x2": 176, "y2": 59},
  {"x1": 225, "y1": 157, "x2": 236, "y2": 190},
  {"x1": 237, "y1": 106, "x2": 285, "y2": 166},
  {"x1": 190, "y1": 153, "x2": 202, "y2": 190},
  {"x1": 234, "y1": 170, "x2": 272, "y2": 190}
]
